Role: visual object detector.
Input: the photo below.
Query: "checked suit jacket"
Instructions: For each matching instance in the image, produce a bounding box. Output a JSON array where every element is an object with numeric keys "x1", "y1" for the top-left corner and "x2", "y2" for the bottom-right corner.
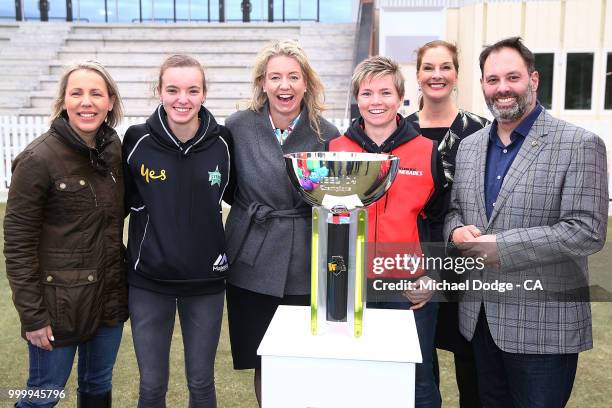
[{"x1": 444, "y1": 109, "x2": 608, "y2": 354}]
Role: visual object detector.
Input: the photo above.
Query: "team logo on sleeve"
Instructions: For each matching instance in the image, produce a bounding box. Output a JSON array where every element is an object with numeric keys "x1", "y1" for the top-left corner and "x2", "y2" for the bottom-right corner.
[
  {"x1": 212, "y1": 253, "x2": 228, "y2": 272},
  {"x1": 208, "y1": 165, "x2": 222, "y2": 186}
]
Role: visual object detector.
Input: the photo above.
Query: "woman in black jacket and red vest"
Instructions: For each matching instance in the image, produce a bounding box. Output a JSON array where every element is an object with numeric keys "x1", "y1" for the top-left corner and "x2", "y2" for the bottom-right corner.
[
  {"x1": 122, "y1": 55, "x2": 233, "y2": 408},
  {"x1": 328, "y1": 56, "x2": 446, "y2": 408},
  {"x1": 5, "y1": 61, "x2": 127, "y2": 407}
]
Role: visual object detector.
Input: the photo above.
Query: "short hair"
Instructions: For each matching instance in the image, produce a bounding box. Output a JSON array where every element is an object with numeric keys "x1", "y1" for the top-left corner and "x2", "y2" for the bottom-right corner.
[
  {"x1": 51, "y1": 61, "x2": 123, "y2": 128},
  {"x1": 479, "y1": 37, "x2": 535, "y2": 77},
  {"x1": 416, "y1": 40, "x2": 459, "y2": 74},
  {"x1": 249, "y1": 39, "x2": 326, "y2": 138},
  {"x1": 156, "y1": 54, "x2": 207, "y2": 94},
  {"x1": 351, "y1": 56, "x2": 405, "y2": 100}
]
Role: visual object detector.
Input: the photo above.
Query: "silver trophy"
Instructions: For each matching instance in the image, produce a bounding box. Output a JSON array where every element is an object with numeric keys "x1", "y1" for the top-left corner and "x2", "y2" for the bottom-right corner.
[{"x1": 285, "y1": 151, "x2": 399, "y2": 337}]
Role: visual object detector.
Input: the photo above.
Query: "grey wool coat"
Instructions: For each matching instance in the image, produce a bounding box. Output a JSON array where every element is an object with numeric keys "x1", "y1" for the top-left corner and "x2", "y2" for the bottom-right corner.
[
  {"x1": 444, "y1": 109, "x2": 608, "y2": 354},
  {"x1": 224, "y1": 105, "x2": 340, "y2": 297}
]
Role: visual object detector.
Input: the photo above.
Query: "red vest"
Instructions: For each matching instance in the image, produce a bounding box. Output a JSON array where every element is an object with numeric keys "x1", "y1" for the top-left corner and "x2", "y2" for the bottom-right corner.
[{"x1": 329, "y1": 135, "x2": 435, "y2": 279}]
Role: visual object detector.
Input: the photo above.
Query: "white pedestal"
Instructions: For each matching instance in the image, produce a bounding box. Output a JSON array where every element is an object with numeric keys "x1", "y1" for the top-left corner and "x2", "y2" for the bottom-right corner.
[{"x1": 258, "y1": 306, "x2": 422, "y2": 408}]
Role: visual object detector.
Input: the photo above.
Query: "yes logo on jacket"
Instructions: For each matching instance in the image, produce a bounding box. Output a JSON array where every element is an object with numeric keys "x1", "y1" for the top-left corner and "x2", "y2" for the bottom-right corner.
[{"x1": 140, "y1": 163, "x2": 167, "y2": 183}]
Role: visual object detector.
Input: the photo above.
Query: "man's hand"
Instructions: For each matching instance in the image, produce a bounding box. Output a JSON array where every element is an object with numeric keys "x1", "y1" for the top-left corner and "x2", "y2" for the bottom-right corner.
[
  {"x1": 460, "y1": 234, "x2": 499, "y2": 266},
  {"x1": 26, "y1": 325, "x2": 54, "y2": 351},
  {"x1": 451, "y1": 225, "x2": 482, "y2": 244},
  {"x1": 404, "y1": 276, "x2": 435, "y2": 310}
]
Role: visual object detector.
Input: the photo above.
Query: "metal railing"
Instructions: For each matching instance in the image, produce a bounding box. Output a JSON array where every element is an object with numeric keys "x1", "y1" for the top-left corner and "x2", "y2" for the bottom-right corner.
[{"x1": 9, "y1": 0, "x2": 323, "y2": 24}]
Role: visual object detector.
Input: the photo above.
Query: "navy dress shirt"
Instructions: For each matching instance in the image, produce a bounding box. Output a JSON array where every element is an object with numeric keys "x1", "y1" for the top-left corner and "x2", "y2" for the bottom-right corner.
[{"x1": 484, "y1": 103, "x2": 542, "y2": 219}]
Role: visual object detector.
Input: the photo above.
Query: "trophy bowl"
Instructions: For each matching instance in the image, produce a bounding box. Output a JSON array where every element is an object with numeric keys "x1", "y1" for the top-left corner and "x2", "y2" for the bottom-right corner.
[{"x1": 284, "y1": 151, "x2": 400, "y2": 212}]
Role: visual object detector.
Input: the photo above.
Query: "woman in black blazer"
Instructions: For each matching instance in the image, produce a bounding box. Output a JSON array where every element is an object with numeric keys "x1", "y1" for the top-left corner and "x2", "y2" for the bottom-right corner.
[{"x1": 406, "y1": 40, "x2": 489, "y2": 408}]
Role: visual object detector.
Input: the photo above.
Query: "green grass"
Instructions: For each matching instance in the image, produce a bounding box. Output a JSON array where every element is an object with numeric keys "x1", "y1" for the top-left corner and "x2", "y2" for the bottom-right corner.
[{"x1": 1, "y1": 205, "x2": 611, "y2": 407}]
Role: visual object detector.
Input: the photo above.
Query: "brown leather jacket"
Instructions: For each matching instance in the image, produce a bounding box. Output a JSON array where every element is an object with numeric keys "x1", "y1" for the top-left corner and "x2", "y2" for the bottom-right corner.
[{"x1": 4, "y1": 116, "x2": 128, "y2": 347}]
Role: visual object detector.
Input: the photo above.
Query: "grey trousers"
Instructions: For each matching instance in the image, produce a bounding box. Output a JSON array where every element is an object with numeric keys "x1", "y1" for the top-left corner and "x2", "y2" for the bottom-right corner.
[{"x1": 129, "y1": 286, "x2": 224, "y2": 408}]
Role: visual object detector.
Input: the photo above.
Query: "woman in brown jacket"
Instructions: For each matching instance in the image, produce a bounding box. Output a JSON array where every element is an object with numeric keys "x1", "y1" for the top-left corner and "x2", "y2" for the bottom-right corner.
[{"x1": 4, "y1": 61, "x2": 128, "y2": 408}]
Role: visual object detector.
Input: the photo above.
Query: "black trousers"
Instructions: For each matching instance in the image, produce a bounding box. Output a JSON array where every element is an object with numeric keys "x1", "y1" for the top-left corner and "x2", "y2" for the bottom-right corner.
[
  {"x1": 432, "y1": 301, "x2": 482, "y2": 408},
  {"x1": 433, "y1": 346, "x2": 482, "y2": 408}
]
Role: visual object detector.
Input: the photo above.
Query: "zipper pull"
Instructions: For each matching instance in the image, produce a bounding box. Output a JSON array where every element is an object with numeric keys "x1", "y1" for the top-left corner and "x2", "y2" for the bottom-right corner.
[{"x1": 110, "y1": 171, "x2": 117, "y2": 183}]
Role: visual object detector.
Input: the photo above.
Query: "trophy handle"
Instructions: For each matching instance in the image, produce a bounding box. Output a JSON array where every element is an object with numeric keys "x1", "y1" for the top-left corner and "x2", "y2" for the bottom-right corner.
[
  {"x1": 354, "y1": 209, "x2": 367, "y2": 338},
  {"x1": 311, "y1": 207, "x2": 319, "y2": 335}
]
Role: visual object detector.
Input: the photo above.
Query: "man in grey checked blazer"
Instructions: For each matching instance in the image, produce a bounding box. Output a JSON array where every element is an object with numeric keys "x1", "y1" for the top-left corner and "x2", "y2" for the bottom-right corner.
[{"x1": 444, "y1": 37, "x2": 608, "y2": 408}]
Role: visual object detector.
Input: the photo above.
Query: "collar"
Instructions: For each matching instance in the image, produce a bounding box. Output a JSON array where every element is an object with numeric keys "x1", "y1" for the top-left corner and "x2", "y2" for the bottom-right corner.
[
  {"x1": 346, "y1": 114, "x2": 419, "y2": 153},
  {"x1": 148, "y1": 104, "x2": 212, "y2": 154},
  {"x1": 489, "y1": 102, "x2": 542, "y2": 143},
  {"x1": 51, "y1": 113, "x2": 114, "y2": 174},
  {"x1": 269, "y1": 112, "x2": 301, "y2": 144},
  {"x1": 55, "y1": 112, "x2": 112, "y2": 150}
]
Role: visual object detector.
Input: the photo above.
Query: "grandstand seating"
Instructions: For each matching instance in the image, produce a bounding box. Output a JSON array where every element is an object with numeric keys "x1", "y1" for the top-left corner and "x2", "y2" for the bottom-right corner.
[{"x1": 0, "y1": 21, "x2": 355, "y2": 120}]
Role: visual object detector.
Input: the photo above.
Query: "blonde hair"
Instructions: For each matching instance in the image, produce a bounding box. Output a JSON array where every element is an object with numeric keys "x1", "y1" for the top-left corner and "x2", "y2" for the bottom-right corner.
[
  {"x1": 51, "y1": 61, "x2": 123, "y2": 128},
  {"x1": 155, "y1": 54, "x2": 207, "y2": 95},
  {"x1": 249, "y1": 39, "x2": 326, "y2": 138},
  {"x1": 351, "y1": 56, "x2": 405, "y2": 100}
]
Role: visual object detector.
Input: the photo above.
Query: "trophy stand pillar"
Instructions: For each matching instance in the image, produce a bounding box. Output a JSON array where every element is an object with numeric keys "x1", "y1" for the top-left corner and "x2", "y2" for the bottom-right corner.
[
  {"x1": 258, "y1": 306, "x2": 422, "y2": 408},
  {"x1": 311, "y1": 206, "x2": 367, "y2": 337}
]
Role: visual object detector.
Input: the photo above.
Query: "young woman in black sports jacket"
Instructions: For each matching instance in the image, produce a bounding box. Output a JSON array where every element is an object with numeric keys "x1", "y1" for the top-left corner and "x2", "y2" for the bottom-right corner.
[{"x1": 122, "y1": 55, "x2": 233, "y2": 408}]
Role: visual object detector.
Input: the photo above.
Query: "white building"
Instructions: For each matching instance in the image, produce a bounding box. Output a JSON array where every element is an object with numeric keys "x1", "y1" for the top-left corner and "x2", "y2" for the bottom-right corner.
[{"x1": 375, "y1": 0, "x2": 612, "y2": 193}]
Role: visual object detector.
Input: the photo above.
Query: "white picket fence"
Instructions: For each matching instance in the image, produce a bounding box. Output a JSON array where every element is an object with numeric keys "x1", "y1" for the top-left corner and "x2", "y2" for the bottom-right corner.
[{"x1": 0, "y1": 115, "x2": 351, "y2": 195}]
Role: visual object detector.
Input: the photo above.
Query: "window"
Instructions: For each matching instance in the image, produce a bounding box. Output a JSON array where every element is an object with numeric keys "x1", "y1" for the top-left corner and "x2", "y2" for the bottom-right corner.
[
  {"x1": 23, "y1": 0, "x2": 41, "y2": 20},
  {"x1": 0, "y1": 2, "x2": 16, "y2": 20},
  {"x1": 534, "y1": 53, "x2": 554, "y2": 110},
  {"x1": 113, "y1": 1, "x2": 141, "y2": 23},
  {"x1": 152, "y1": 0, "x2": 175, "y2": 22},
  {"x1": 48, "y1": 0, "x2": 67, "y2": 21},
  {"x1": 605, "y1": 53, "x2": 612, "y2": 110},
  {"x1": 564, "y1": 53, "x2": 594, "y2": 110},
  {"x1": 175, "y1": 0, "x2": 213, "y2": 22},
  {"x1": 320, "y1": 0, "x2": 353, "y2": 22},
  {"x1": 75, "y1": 0, "x2": 106, "y2": 22}
]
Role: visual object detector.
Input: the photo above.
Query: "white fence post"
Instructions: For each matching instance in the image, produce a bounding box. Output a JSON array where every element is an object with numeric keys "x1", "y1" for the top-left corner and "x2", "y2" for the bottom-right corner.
[
  {"x1": 9, "y1": 117, "x2": 22, "y2": 189},
  {"x1": 0, "y1": 116, "x2": 9, "y2": 190}
]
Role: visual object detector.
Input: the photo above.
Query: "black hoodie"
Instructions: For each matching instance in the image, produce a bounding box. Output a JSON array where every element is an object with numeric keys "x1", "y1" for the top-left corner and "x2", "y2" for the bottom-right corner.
[
  {"x1": 344, "y1": 115, "x2": 421, "y2": 154},
  {"x1": 122, "y1": 105, "x2": 233, "y2": 295}
]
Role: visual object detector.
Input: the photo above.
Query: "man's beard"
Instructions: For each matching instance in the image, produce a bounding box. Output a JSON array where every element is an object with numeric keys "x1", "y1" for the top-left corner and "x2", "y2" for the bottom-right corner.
[{"x1": 485, "y1": 82, "x2": 534, "y2": 123}]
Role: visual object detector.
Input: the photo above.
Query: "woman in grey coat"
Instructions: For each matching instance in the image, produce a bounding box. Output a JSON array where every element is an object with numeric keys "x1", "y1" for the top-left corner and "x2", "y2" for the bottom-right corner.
[{"x1": 223, "y1": 39, "x2": 339, "y2": 406}]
